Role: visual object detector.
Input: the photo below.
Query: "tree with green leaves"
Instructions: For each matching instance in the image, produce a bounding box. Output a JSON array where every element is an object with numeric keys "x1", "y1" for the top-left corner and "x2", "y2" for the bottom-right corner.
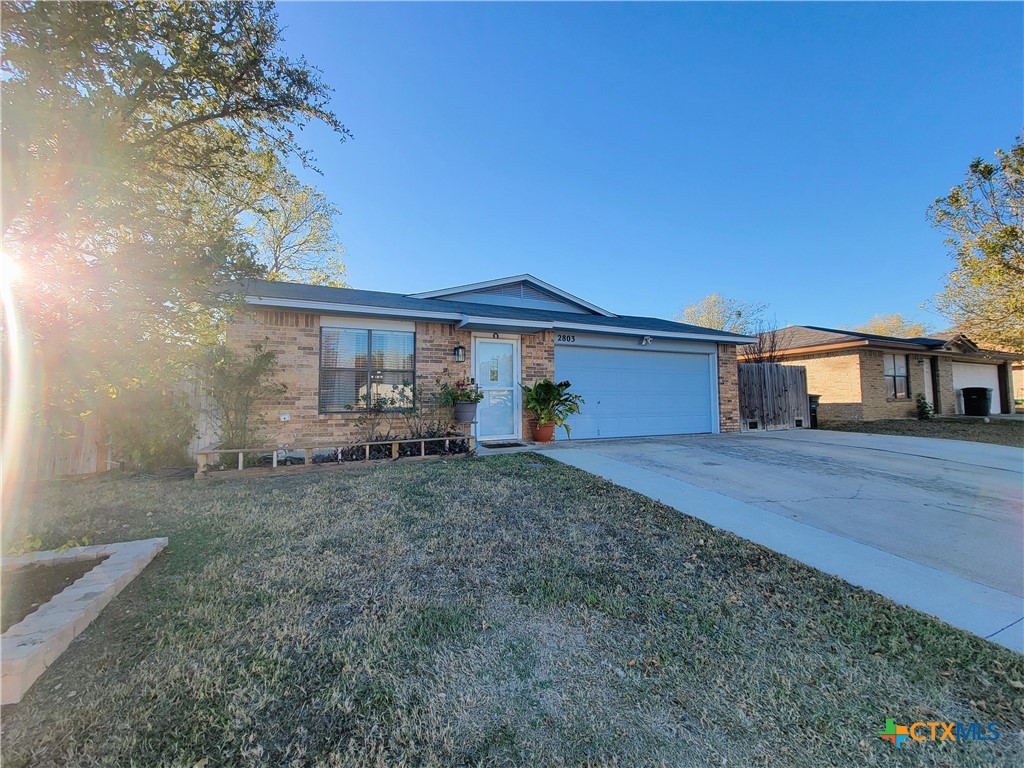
[
  {"x1": 1, "y1": 1, "x2": 348, "y2": 414},
  {"x1": 929, "y1": 134, "x2": 1023, "y2": 352},
  {"x1": 676, "y1": 293, "x2": 766, "y2": 334},
  {"x1": 850, "y1": 314, "x2": 930, "y2": 339}
]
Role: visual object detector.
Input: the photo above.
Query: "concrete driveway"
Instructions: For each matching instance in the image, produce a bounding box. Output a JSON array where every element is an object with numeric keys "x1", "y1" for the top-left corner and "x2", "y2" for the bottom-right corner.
[{"x1": 544, "y1": 429, "x2": 1024, "y2": 651}]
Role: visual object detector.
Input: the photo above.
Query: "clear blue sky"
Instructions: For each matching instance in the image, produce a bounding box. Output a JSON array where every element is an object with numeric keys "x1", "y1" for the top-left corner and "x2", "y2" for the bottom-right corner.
[{"x1": 275, "y1": 1, "x2": 1022, "y2": 330}]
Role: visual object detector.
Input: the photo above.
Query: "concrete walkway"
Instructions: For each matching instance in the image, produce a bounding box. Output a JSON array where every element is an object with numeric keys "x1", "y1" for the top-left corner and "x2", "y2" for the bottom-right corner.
[{"x1": 546, "y1": 434, "x2": 1024, "y2": 653}]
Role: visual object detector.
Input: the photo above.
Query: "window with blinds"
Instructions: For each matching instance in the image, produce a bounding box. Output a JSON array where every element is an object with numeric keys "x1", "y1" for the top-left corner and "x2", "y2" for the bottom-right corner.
[{"x1": 319, "y1": 328, "x2": 415, "y2": 412}]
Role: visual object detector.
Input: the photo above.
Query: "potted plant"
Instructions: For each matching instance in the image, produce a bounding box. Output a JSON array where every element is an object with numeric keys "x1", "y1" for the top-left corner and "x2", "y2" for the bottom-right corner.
[
  {"x1": 436, "y1": 371, "x2": 484, "y2": 423},
  {"x1": 521, "y1": 378, "x2": 584, "y2": 443}
]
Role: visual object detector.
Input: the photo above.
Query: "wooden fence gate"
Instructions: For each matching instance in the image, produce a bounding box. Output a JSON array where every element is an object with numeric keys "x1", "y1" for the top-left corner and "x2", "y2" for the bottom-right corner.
[{"x1": 738, "y1": 363, "x2": 810, "y2": 431}]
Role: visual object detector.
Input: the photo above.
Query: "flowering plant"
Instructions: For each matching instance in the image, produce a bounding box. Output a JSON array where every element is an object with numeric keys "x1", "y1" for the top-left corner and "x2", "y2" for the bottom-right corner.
[{"x1": 435, "y1": 370, "x2": 484, "y2": 406}]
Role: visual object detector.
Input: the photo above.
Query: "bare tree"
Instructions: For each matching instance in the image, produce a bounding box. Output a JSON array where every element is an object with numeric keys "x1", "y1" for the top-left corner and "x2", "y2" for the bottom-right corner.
[
  {"x1": 676, "y1": 293, "x2": 766, "y2": 334},
  {"x1": 740, "y1": 318, "x2": 783, "y2": 363},
  {"x1": 249, "y1": 171, "x2": 348, "y2": 287}
]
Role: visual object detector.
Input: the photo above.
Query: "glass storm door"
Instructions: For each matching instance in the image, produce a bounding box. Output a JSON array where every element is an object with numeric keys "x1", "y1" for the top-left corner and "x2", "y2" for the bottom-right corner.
[{"x1": 474, "y1": 338, "x2": 519, "y2": 440}]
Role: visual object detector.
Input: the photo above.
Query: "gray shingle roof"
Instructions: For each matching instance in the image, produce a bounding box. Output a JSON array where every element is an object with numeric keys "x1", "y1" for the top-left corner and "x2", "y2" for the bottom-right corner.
[
  {"x1": 240, "y1": 279, "x2": 753, "y2": 341},
  {"x1": 773, "y1": 325, "x2": 947, "y2": 351}
]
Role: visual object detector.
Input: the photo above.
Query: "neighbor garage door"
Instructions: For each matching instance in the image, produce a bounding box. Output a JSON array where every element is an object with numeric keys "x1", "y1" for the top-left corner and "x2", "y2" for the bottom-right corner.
[
  {"x1": 952, "y1": 362, "x2": 1003, "y2": 413},
  {"x1": 554, "y1": 345, "x2": 714, "y2": 439}
]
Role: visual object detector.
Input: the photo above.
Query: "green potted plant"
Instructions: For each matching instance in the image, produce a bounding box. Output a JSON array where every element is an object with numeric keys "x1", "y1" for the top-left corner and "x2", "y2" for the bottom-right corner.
[
  {"x1": 521, "y1": 378, "x2": 584, "y2": 443},
  {"x1": 436, "y1": 371, "x2": 484, "y2": 423}
]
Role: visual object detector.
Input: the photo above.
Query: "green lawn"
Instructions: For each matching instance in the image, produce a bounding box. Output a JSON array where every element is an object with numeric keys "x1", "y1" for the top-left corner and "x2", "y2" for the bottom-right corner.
[
  {"x1": 2, "y1": 455, "x2": 1022, "y2": 766},
  {"x1": 821, "y1": 417, "x2": 1024, "y2": 447}
]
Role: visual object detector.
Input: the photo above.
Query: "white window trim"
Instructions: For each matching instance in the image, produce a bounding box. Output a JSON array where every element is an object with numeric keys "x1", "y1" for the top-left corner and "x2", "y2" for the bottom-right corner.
[{"x1": 319, "y1": 315, "x2": 415, "y2": 332}]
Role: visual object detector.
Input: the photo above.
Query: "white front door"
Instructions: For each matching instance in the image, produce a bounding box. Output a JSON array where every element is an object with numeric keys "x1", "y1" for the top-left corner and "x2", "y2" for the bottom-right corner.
[{"x1": 473, "y1": 337, "x2": 520, "y2": 440}]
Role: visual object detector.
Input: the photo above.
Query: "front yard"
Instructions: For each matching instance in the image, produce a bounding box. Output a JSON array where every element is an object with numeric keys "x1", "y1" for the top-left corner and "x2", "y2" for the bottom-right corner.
[
  {"x1": 821, "y1": 417, "x2": 1024, "y2": 447},
  {"x1": 2, "y1": 455, "x2": 1022, "y2": 766}
]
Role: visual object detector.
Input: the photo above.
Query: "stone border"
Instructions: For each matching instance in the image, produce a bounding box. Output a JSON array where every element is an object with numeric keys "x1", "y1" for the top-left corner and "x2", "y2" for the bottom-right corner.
[{"x1": 1, "y1": 538, "x2": 168, "y2": 705}]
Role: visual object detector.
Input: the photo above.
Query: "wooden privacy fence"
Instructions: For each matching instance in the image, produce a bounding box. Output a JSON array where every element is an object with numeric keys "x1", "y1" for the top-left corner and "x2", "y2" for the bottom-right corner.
[
  {"x1": 25, "y1": 413, "x2": 108, "y2": 481},
  {"x1": 738, "y1": 363, "x2": 810, "y2": 431}
]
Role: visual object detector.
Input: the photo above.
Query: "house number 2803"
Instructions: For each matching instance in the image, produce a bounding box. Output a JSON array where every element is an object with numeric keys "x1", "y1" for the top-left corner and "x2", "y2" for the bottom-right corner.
[{"x1": 556, "y1": 334, "x2": 576, "y2": 343}]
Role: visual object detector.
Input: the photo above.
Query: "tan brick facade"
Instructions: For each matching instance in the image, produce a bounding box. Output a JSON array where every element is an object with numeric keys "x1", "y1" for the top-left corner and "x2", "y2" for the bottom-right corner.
[
  {"x1": 520, "y1": 331, "x2": 556, "y2": 438},
  {"x1": 933, "y1": 355, "x2": 956, "y2": 416},
  {"x1": 717, "y1": 344, "x2": 740, "y2": 433},
  {"x1": 226, "y1": 311, "x2": 741, "y2": 445},
  {"x1": 777, "y1": 348, "x2": 1002, "y2": 421},
  {"x1": 793, "y1": 350, "x2": 865, "y2": 421},
  {"x1": 858, "y1": 350, "x2": 918, "y2": 421},
  {"x1": 225, "y1": 312, "x2": 477, "y2": 447}
]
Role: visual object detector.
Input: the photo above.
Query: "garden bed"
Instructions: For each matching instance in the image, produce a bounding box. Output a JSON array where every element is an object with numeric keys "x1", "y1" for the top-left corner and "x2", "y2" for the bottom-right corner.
[
  {"x1": 195, "y1": 433, "x2": 474, "y2": 478},
  {"x1": 1, "y1": 557, "x2": 107, "y2": 633}
]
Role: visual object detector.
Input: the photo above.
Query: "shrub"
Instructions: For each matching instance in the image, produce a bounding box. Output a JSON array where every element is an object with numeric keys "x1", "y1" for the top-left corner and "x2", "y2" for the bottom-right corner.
[
  {"x1": 202, "y1": 343, "x2": 286, "y2": 448},
  {"x1": 104, "y1": 387, "x2": 196, "y2": 469},
  {"x1": 915, "y1": 392, "x2": 935, "y2": 420}
]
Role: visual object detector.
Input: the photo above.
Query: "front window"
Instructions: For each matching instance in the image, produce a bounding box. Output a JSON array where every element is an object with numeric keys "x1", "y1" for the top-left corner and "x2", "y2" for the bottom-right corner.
[
  {"x1": 319, "y1": 328, "x2": 415, "y2": 412},
  {"x1": 883, "y1": 354, "x2": 909, "y2": 399}
]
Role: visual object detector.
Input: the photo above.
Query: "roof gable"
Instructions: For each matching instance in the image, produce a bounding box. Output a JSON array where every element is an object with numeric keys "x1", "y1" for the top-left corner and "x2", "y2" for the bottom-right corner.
[{"x1": 408, "y1": 275, "x2": 615, "y2": 317}]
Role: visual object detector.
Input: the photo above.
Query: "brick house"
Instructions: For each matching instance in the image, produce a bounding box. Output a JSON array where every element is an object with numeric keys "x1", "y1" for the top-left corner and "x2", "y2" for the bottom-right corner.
[
  {"x1": 225, "y1": 275, "x2": 755, "y2": 447},
  {"x1": 739, "y1": 325, "x2": 1020, "y2": 421}
]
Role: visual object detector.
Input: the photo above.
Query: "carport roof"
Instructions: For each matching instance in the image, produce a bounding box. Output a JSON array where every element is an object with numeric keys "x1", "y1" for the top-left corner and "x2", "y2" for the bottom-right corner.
[{"x1": 238, "y1": 278, "x2": 758, "y2": 344}]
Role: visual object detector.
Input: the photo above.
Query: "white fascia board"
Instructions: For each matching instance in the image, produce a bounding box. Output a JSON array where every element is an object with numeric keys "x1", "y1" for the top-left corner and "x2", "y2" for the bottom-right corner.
[
  {"x1": 244, "y1": 296, "x2": 463, "y2": 321},
  {"x1": 409, "y1": 274, "x2": 616, "y2": 317},
  {"x1": 243, "y1": 296, "x2": 756, "y2": 343},
  {"x1": 457, "y1": 315, "x2": 554, "y2": 330},
  {"x1": 553, "y1": 320, "x2": 757, "y2": 344}
]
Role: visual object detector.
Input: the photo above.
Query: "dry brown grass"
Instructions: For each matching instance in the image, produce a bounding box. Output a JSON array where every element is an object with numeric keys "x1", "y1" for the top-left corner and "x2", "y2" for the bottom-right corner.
[
  {"x1": 821, "y1": 418, "x2": 1024, "y2": 447},
  {"x1": 2, "y1": 455, "x2": 1022, "y2": 766}
]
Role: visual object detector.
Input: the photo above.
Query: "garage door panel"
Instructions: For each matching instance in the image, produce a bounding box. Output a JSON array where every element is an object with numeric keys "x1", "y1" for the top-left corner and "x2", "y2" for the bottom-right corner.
[
  {"x1": 952, "y1": 362, "x2": 1003, "y2": 413},
  {"x1": 554, "y1": 346, "x2": 714, "y2": 439}
]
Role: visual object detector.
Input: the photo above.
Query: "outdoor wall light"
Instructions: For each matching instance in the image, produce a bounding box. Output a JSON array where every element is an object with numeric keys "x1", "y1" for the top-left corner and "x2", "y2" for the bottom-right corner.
[
  {"x1": 640, "y1": 336, "x2": 654, "y2": 347},
  {"x1": 453, "y1": 344, "x2": 466, "y2": 362}
]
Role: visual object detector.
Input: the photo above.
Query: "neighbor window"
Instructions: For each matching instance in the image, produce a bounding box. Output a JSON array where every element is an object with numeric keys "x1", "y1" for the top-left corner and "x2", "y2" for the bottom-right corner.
[
  {"x1": 319, "y1": 328, "x2": 415, "y2": 412},
  {"x1": 883, "y1": 354, "x2": 909, "y2": 399}
]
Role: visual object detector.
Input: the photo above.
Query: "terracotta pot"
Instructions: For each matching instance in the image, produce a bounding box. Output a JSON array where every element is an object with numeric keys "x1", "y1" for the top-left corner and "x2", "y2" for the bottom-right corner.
[
  {"x1": 453, "y1": 402, "x2": 478, "y2": 424},
  {"x1": 530, "y1": 420, "x2": 555, "y2": 443}
]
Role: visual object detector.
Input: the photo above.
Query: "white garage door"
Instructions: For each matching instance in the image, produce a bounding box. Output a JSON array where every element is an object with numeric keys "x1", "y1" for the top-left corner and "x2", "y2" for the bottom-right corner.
[
  {"x1": 952, "y1": 362, "x2": 1003, "y2": 413},
  {"x1": 554, "y1": 346, "x2": 714, "y2": 439}
]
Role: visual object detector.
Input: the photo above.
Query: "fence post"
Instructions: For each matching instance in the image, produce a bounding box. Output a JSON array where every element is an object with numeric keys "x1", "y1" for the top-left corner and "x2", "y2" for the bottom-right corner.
[{"x1": 238, "y1": 451, "x2": 244, "y2": 471}]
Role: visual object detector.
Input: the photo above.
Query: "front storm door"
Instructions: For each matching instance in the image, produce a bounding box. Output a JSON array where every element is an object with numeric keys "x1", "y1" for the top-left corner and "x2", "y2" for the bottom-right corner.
[{"x1": 474, "y1": 338, "x2": 520, "y2": 440}]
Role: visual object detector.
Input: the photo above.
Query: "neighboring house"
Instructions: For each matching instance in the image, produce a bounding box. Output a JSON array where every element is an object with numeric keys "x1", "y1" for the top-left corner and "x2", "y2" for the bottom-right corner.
[
  {"x1": 740, "y1": 325, "x2": 1019, "y2": 421},
  {"x1": 227, "y1": 274, "x2": 755, "y2": 446}
]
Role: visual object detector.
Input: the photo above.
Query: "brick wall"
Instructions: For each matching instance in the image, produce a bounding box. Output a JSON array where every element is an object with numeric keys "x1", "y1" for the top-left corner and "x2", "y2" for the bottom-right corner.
[
  {"x1": 858, "y1": 350, "x2": 919, "y2": 420},
  {"x1": 521, "y1": 331, "x2": 556, "y2": 438},
  {"x1": 225, "y1": 313, "x2": 477, "y2": 448},
  {"x1": 792, "y1": 350, "x2": 865, "y2": 421},
  {"x1": 717, "y1": 344, "x2": 740, "y2": 433},
  {"x1": 412, "y1": 322, "x2": 472, "y2": 400}
]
